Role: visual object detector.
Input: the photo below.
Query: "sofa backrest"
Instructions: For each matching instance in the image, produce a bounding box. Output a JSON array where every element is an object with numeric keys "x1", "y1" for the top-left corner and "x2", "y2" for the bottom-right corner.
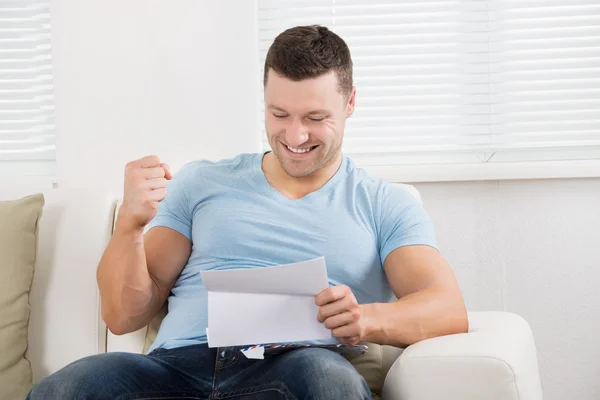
[{"x1": 1, "y1": 188, "x2": 118, "y2": 383}]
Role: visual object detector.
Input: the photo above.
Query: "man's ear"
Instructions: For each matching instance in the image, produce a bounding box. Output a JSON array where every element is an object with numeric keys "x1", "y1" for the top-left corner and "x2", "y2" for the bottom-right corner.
[{"x1": 346, "y1": 86, "x2": 357, "y2": 118}]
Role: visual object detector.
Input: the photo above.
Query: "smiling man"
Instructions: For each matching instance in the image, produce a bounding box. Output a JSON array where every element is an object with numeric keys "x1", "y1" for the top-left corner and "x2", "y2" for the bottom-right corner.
[{"x1": 29, "y1": 25, "x2": 468, "y2": 400}]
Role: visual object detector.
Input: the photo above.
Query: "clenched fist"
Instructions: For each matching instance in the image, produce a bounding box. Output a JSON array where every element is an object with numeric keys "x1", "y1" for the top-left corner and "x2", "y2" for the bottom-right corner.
[{"x1": 117, "y1": 155, "x2": 172, "y2": 232}]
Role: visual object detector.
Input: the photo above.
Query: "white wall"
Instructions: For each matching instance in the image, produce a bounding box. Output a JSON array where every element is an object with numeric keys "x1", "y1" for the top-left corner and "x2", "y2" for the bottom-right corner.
[
  {"x1": 49, "y1": 1, "x2": 600, "y2": 399},
  {"x1": 51, "y1": 0, "x2": 261, "y2": 194},
  {"x1": 414, "y1": 179, "x2": 600, "y2": 400}
]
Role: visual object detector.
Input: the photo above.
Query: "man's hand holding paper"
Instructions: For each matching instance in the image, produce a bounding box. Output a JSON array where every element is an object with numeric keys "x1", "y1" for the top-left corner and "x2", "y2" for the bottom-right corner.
[{"x1": 316, "y1": 284, "x2": 371, "y2": 346}]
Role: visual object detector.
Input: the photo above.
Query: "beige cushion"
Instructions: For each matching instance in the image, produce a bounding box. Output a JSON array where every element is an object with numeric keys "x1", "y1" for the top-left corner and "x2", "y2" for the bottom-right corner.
[
  {"x1": 348, "y1": 342, "x2": 385, "y2": 400},
  {"x1": 143, "y1": 304, "x2": 168, "y2": 354},
  {"x1": 0, "y1": 194, "x2": 44, "y2": 400}
]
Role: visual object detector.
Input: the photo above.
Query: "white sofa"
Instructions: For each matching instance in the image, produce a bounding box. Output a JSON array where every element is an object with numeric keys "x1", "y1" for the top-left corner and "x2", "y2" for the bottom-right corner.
[{"x1": 4, "y1": 187, "x2": 544, "y2": 399}]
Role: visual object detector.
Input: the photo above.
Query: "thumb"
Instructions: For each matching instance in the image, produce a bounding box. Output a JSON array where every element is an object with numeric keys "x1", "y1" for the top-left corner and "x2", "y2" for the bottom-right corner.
[{"x1": 161, "y1": 163, "x2": 173, "y2": 180}]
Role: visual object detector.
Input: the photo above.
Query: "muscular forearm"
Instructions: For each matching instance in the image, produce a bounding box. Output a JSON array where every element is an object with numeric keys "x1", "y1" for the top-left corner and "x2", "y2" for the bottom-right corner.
[
  {"x1": 361, "y1": 285, "x2": 468, "y2": 347},
  {"x1": 96, "y1": 219, "x2": 159, "y2": 335}
]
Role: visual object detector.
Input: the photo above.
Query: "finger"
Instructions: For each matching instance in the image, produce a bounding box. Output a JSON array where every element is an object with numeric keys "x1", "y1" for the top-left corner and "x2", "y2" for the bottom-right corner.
[
  {"x1": 147, "y1": 188, "x2": 167, "y2": 202},
  {"x1": 160, "y1": 163, "x2": 173, "y2": 180},
  {"x1": 315, "y1": 285, "x2": 350, "y2": 306},
  {"x1": 323, "y1": 311, "x2": 356, "y2": 329},
  {"x1": 332, "y1": 324, "x2": 360, "y2": 340},
  {"x1": 137, "y1": 155, "x2": 161, "y2": 168},
  {"x1": 340, "y1": 336, "x2": 361, "y2": 346},
  {"x1": 143, "y1": 177, "x2": 168, "y2": 190},
  {"x1": 139, "y1": 167, "x2": 166, "y2": 179},
  {"x1": 317, "y1": 296, "x2": 354, "y2": 322}
]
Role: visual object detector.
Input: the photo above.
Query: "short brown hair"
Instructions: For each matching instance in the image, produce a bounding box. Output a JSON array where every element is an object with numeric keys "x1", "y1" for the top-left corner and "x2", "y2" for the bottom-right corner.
[{"x1": 263, "y1": 25, "x2": 353, "y2": 97}]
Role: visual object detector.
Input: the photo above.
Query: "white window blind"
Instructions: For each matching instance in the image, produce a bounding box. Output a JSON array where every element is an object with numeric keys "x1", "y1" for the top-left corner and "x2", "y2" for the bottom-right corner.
[
  {"x1": 257, "y1": 0, "x2": 600, "y2": 177},
  {"x1": 0, "y1": 0, "x2": 55, "y2": 176}
]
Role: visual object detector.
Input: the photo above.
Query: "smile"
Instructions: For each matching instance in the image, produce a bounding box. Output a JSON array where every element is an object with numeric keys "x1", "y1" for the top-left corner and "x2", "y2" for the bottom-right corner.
[{"x1": 286, "y1": 145, "x2": 317, "y2": 154}]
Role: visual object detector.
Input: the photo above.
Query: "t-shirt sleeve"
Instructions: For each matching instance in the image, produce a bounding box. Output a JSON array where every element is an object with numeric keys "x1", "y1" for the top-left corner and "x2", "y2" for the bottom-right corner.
[
  {"x1": 377, "y1": 183, "x2": 438, "y2": 264},
  {"x1": 146, "y1": 163, "x2": 195, "y2": 241}
]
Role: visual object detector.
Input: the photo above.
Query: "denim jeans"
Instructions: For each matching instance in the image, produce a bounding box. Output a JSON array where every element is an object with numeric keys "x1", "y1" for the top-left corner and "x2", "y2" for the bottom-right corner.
[{"x1": 27, "y1": 344, "x2": 372, "y2": 399}]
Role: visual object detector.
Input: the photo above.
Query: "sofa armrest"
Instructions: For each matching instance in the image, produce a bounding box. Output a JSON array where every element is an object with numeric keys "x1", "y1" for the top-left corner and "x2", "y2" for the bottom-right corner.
[{"x1": 382, "y1": 311, "x2": 543, "y2": 400}]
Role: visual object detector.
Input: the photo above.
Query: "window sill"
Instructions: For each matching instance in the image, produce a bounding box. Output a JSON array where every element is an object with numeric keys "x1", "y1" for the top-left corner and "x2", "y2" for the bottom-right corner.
[
  {"x1": 359, "y1": 160, "x2": 600, "y2": 184},
  {"x1": 0, "y1": 175, "x2": 57, "y2": 189},
  {"x1": 0, "y1": 160, "x2": 57, "y2": 188}
]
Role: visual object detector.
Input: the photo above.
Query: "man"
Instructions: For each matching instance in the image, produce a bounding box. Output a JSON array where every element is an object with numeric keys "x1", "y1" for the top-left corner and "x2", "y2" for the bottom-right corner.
[{"x1": 29, "y1": 25, "x2": 467, "y2": 399}]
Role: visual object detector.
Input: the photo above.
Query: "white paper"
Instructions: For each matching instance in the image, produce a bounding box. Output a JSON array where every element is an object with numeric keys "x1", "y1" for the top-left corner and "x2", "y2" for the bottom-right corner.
[{"x1": 201, "y1": 257, "x2": 331, "y2": 348}]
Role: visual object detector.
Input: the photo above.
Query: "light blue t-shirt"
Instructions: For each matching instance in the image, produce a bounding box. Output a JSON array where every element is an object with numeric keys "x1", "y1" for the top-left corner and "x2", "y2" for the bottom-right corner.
[{"x1": 146, "y1": 152, "x2": 437, "y2": 352}]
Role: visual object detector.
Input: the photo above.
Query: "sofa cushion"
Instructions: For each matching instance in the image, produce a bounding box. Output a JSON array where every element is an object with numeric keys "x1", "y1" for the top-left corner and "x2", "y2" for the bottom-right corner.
[
  {"x1": 143, "y1": 304, "x2": 168, "y2": 354},
  {"x1": 0, "y1": 193, "x2": 44, "y2": 400},
  {"x1": 348, "y1": 342, "x2": 385, "y2": 400}
]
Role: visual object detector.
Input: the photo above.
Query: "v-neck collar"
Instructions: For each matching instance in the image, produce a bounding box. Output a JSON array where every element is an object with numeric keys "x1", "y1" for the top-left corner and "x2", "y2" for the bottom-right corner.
[{"x1": 250, "y1": 152, "x2": 348, "y2": 208}]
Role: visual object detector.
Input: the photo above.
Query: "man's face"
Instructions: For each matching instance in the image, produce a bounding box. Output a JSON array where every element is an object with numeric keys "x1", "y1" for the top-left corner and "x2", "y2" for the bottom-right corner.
[{"x1": 264, "y1": 69, "x2": 355, "y2": 178}]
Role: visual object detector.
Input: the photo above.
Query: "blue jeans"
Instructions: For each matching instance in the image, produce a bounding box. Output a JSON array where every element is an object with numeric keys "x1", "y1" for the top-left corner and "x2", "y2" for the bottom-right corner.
[{"x1": 27, "y1": 344, "x2": 372, "y2": 399}]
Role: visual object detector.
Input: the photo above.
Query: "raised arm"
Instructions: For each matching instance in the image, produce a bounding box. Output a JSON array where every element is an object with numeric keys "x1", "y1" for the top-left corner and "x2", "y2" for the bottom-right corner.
[{"x1": 97, "y1": 155, "x2": 191, "y2": 335}]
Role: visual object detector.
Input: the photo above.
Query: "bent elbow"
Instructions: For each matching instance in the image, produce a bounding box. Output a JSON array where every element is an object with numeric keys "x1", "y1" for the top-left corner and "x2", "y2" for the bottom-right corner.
[
  {"x1": 457, "y1": 310, "x2": 469, "y2": 334},
  {"x1": 106, "y1": 322, "x2": 130, "y2": 336},
  {"x1": 451, "y1": 304, "x2": 469, "y2": 335},
  {"x1": 102, "y1": 309, "x2": 134, "y2": 336}
]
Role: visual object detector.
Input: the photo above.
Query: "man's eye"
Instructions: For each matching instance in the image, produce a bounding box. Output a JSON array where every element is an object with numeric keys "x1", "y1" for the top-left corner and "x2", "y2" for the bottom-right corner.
[
  {"x1": 273, "y1": 113, "x2": 288, "y2": 119},
  {"x1": 309, "y1": 116, "x2": 326, "y2": 122}
]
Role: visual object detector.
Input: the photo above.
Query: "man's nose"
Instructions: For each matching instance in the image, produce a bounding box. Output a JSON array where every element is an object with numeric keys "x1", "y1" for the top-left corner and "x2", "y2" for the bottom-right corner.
[{"x1": 285, "y1": 121, "x2": 309, "y2": 148}]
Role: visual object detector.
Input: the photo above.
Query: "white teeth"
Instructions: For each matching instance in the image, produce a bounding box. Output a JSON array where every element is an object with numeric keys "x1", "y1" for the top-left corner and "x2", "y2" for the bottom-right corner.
[{"x1": 287, "y1": 145, "x2": 313, "y2": 154}]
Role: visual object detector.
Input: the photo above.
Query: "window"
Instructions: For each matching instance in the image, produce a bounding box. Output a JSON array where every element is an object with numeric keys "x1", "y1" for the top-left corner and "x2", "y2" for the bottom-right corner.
[
  {"x1": 257, "y1": 1, "x2": 600, "y2": 182},
  {"x1": 0, "y1": 1, "x2": 55, "y2": 180}
]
